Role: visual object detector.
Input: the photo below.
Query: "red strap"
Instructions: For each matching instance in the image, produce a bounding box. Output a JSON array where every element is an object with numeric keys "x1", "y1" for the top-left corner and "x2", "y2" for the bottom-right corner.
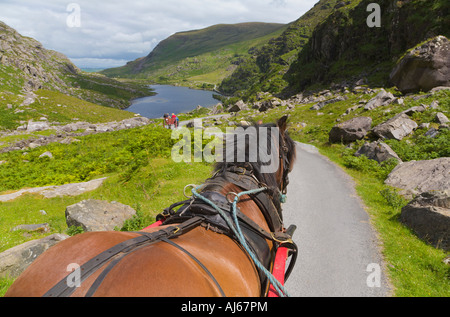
[
  {"x1": 268, "y1": 246, "x2": 289, "y2": 297},
  {"x1": 143, "y1": 220, "x2": 164, "y2": 230}
]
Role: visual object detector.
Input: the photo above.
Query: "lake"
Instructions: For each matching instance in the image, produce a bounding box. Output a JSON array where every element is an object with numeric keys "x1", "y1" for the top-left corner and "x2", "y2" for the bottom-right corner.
[{"x1": 127, "y1": 85, "x2": 220, "y2": 119}]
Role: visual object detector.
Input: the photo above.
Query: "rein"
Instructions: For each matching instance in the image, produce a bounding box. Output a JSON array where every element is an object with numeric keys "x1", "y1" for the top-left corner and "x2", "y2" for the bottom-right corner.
[{"x1": 191, "y1": 185, "x2": 292, "y2": 297}]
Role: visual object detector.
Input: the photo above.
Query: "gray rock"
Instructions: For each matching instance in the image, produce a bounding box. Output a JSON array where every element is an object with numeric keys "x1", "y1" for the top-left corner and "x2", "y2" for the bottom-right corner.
[
  {"x1": 385, "y1": 157, "x2": 450, "y2": 198},
  {"x1": 372, "y1": 113, "x2": 418, "y2": 140},
  {"x1": 355, "y1": 141, "x2": 402, "y2": 163},
  {"x1": 390, "y1": 35, "x2": 450, "y2": 93},
  {"x1": 39, "y1": 151, "x2": 53, "y2": 159},
  {"x1": 11, "y1": 223, "x2": 50, "y2": 233},
  {"x1": 401, "y1": 191, "x2": 450, "y2": 251},
  {"x1": 227, "y1": 100, "x2": 248, "y2": 113},
  {"x1": 364, "y1": 89, "x2": 396, "y2": 110},
  {"x1": 65, "y1": 199, "x2": 137, "y2": 232},
  {"x1": 424, "y1": 128, "x2": 439, "y2": 138},
  {"x1": 329, "y1": 116, "x2": 372, "y2": 143},
  {"x1": 401, "y1": 105, "x2": 428, "y2": 116},
  {"x1": 209, "y1": 103, "x2": 224, "y2": 115},
  {"x1": 310, "y1": 96, "x2": 347, "y2": 110},
  {"x1": 435, "y1": 112, "x2": 449, "y2": 124},
  {"x1": 429, "y1": 100, "x2": 440, "y2": 109},
  {"x1": 26, "y1": 120, "x2": 50, "y2": 132},
  {"x1": 0, "y1": 234, "x2": 69, "y2": 278},
  {"x1": 0, "y1": 178, "x2": 107, "y2": 202}
]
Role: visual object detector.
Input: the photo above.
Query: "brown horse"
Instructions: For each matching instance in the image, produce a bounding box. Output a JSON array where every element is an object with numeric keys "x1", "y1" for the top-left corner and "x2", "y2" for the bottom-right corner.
[{"x1": 5, "y1": 116, "x2": 297, "y2": 297}]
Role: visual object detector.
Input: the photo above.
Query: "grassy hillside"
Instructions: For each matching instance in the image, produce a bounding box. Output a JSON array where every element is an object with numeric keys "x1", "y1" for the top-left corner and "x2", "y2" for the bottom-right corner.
[
  {"x1": 218, "y1": 0, "x2": 341, "y2": 98},
  {"x1": 0, "y1": 20, "x2": 153, "y2": 130},
  {"x1": 101, "y1": 23, "x2": 287, "y2": 88}
]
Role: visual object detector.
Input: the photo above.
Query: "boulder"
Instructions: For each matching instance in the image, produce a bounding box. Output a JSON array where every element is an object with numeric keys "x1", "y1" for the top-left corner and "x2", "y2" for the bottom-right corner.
[
  {"x1": 310, "y1": 96, "x2": 347, "y2": 110},
  {"x1": 0, "y1": 234, "x2": 69, "y2": 278},
  {"x1": 11, "y1": 223, "x2": 50, "y2": 233},
  {"x1": 390, "y1": 35, "x2": 450, "y2": 93},
  {"x1": 26, "y1": 120, "x2": 50, "y2": 132},
  {"x1": 355, "y1": 141, "x2": 402, "y2": 163},
  {"x1": 259, "y1": 98, "x2": 283, "y2": 112},
  {"x1": 372, "y1": 113, "x2": 418, "y2": 140},
  {"x1": 209, "y1": 103, "x2": 224, "y2": 115},
  {"x1": 227, "y1": 100, "x2": 248, "y2": 113},
  {"x1": 435, "y1": 112, "x2": 449, "y2": 124},
  {"x1": 65, "y1": 199, "x2": 137, "y2": 232},
  {"x1": 364, "y1": 89, "x2": 396, "y2": 110},
  {"x1": 385, "y1": 157, "x2": 450, "y2": 198},
  {"x1": 401, "y1": 104, "x2": 428, "y2": 116},
  {"x1": 401, "y1": 191, "x2": 450, "y2": 251},
  {"x1": 329, "y1": 116, "x2": 372, "y2": 143}
]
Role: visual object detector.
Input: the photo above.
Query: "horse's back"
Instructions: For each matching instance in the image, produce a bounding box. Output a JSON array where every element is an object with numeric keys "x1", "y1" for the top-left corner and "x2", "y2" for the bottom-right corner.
[{"x1": 5, "y1": 226, "x2": 260, "y2": 297}]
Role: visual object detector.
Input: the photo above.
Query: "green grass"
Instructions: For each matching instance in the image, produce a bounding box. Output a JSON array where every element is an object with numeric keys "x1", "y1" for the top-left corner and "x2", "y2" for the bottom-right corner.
[
  {"x1": 26, "y1": 89, "x2": 136, "y2": 124},
  {"x1": 0, "y1": 124, "x2": 213, "y2": 296}
]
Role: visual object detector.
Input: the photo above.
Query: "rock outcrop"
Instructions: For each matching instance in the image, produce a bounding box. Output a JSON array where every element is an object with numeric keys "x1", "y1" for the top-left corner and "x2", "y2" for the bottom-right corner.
[
  {"x1": 355, "y1": 141, "x2": 402, "y2": 163},
  {"x1": 0, "y1": 234, "x2": 69, "y2": 278},
  {"x1": 65, "y1": 199, "x2": 137, "y2": 232},
  {"x1": 390, "y1": 36, "x2": 450, "y2": 94},
  {"x1": 401, "y1": 191, "x2": 450, "y2": 251},
  {"x1": 0, "y1": 21, "x2": 79, "y2": 92},
  {"x1": 372, "y1": 113, "x2": 418, "y2": 141},
  {"x1": 0, "y1": 117, "x2": 152, "y2": 154},
  {"x1": 0, "y1": 178, "x2": 108, "y2": 202},
  {"x1": 364, "y1": 89, "x2": 396, "y2": 111},
  {"x1": 385, "y1": 157, "x2": 450, "y2": 198},
  {"x1": 329, "y1": 116, "x2": 372, "y2": 143}
]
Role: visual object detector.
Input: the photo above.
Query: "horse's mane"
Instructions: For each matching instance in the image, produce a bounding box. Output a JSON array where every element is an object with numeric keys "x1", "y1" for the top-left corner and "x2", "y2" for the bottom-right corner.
[{"x1": 211, "y1": 121, "x2": 296, "y2": 210}]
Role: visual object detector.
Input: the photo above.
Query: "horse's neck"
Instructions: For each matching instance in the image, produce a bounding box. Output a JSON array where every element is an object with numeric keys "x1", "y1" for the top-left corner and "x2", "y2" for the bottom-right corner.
[{"x1": 218, "y1": 183, "x2": 272, "y2": 234}]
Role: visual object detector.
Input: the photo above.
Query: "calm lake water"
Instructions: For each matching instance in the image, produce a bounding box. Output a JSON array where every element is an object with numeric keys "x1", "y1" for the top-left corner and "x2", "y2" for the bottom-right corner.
[{"x1": 127, "y1": 85, "x2": 219, "y2": 119}]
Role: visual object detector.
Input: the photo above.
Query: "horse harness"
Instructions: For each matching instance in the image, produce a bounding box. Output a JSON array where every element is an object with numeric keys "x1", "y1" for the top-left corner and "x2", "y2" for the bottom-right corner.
[{"x1": 43, "y1": 166, "x2": 298, "y2": 297}]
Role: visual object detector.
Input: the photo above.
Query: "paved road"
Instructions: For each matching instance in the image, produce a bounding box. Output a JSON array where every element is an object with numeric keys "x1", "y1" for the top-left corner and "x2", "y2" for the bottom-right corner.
[{"x1": 283, "y1": 142, "x2": 392, "y2": 297}]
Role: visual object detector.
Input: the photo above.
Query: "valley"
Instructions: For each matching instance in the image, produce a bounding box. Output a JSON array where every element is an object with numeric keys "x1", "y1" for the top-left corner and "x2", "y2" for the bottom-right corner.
[{"x1": 1, "y1": 0, "x2": 449, "y2": 297}]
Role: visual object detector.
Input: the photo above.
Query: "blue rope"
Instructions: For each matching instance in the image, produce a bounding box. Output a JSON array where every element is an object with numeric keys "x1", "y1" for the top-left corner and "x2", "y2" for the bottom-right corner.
[{"x1": 191, "y1": 186, "x2": 290, "y2": 297}]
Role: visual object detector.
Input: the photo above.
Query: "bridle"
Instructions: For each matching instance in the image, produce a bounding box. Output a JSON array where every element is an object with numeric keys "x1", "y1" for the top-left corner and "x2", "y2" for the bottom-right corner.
[{"x1": 279, "y1": 133, "x2": 291, "y2": 197}]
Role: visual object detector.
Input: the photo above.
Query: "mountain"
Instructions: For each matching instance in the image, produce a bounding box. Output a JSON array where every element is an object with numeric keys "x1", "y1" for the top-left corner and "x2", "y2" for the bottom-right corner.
[
  {"x1": 0, "y1": 21, "x2": 79, "y2": 93},
  {"x1": 0, "y1": 21, "x2": 151, "y2": 111},
  {"x1": 219, "y1": 0, "x2": 450, "y2": 100},
  {"x1": 217, "y1": 0, "x2": 340, "y2": 98},
  {"x1": 101, "y1": 22, "x2": 287, "y2": 88},
  {"x1": 285, "y1": 0, "x2": 450, "y2": 95}
]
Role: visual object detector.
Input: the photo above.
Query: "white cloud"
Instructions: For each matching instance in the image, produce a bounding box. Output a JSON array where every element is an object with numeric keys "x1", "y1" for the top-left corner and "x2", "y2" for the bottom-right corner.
[{"x1": 0, "y1": 0, "x2": 318, "y2": 68}]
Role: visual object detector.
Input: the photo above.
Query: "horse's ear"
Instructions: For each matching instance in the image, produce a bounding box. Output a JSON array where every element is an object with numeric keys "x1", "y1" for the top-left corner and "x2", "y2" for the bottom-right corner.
[{"x1": 277, "y1": 115, "x2": 288, "y2": 135}]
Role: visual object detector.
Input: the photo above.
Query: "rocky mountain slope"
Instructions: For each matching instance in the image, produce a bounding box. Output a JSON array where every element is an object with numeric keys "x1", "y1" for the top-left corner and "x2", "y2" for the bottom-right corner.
[
  {"x1": 286, "y1": 0, "x2": 450, "y2": 95},
  {"x1": 0, "y1": 21, "x2": 151, "y2": 113},
  {"x1": 0, "y1": 21, "x2": 79, "y2": 93}
]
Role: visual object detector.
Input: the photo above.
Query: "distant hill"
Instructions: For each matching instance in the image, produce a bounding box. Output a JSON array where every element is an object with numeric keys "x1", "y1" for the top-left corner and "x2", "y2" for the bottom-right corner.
[{"x1": 101, "y1": 22, "x2": 287, "y2": 87}]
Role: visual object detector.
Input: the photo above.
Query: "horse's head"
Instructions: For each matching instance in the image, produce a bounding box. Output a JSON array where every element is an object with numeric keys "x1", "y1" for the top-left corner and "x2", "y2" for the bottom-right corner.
[{"x1": 214, "y1": 115, "x2": 296, "y2": 212}]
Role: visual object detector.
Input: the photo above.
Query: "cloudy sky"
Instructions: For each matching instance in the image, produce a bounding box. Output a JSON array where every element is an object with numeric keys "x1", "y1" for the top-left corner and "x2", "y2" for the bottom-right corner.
[{"x1": 0, "y1": 0, "x2": 318, "y2": 69}]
